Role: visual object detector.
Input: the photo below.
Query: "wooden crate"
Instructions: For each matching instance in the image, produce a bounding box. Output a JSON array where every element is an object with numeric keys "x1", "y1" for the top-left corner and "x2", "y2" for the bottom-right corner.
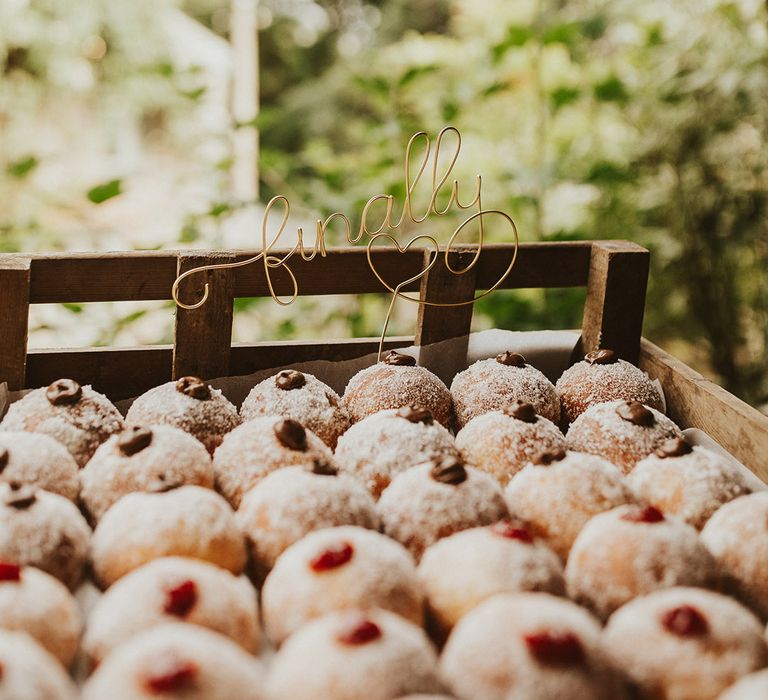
[{"x1": 1, "y1": 240, "x2": 766, "y2": 479}]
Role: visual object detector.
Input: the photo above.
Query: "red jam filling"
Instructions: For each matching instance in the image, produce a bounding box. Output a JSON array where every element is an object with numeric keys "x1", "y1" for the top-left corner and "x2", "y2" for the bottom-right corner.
[
  {"x1": 310, "y1": 542, "x2": 354, "y2": 573},
  {"x1": 164, "y1": 580, "x2": 198, "y2": 617},
  {"x1": 524, "y1": 631, "x2": 585, "y2": 666}
]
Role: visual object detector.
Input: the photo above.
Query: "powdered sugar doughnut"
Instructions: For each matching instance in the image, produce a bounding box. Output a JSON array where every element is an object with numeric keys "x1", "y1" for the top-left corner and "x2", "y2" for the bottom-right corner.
[
  {"x1": 0, "y1": 379, "x2": 123, "y2": 467},
  {"x1": 451, "y1": 352, "x2": 559, "y2": 428},
  {"x1": 418, "y1": 521, "x2": 564, "y2": 641},
  {"x1": 334, "y1": 407, "x2": 459, "y2": 499},
  {"x1": 0, "y1": 432, "x2": 79, "y2": 502},
  {"x1": 395, "y1": 696, "x2": 455, "y2": 700},
  {"x1": 629, "y1": 438, "x2": 750, "y2": 529},
  {"x1": 0, "y1": 629, "x2": 78, "y2": 699},
  {"x1": 213, "y1": 416, "x2": 335, "y2": 508},
  {"x1": 0, "y1": 563, "x2": 81, "y2": 667},
  {"x1": 504, "y1": 450, "x2": 635, "y2": 560},
  {"x1": 83, "y1": 556, "x2": 259, "y2": 667},
  {"x1": 82, "y1": 623, "x2": 266, "y2": 700},
  {"x1": 565, "y1": 504, "x2": 716, "y2": 619},
  {"x1": 377, "y1": 459, "x2": 508, "y2": 561},
  {"x1": 267, "y1": 609, "x2": 442, "y2": 700},
  {"x1": 720, "y1": 670, "x2": 768, "y2": 699},
  {"x1": 0, "y1": 483, "x2": 90, "y2": 590},
  {"x1": 126, "y1": 377, "x2": 240, "y2": 454},
  {"x1": 241, "y1": 370, "x2": 350, "y2": 448},
  {"x1": 440, "y1": 593, "x2": 621, "y2": 700},
  {"x1": 91, "y1": 485, "x2": 246, "y2": 588},
  {"x1": 343, "y1": 351, "x2": 453, "y2": 429},
  {"x1": 566, "y1": 400, "x2": 682, "y2": 473},
  {"x1": 80, "y1": 425, "x2": 214, "y2": 522},
  {"x1": 261, "y1": 525, "x2": 423, "y2": 646},
  {"x1": 236, "y1": 465, "x2": 379, "y2": 582},
  {"x1": 455, "y1": 402, "x2": 566, "y2": 485},
  {"x1": 556, "y1": 349, "x2": 663, "y2": 426},
  {"x1": 701, "y1": 492, "x2": 768, "y2": 617},
  {"x1": 604, "y1": 587, "x2": 767, "y2": 700}
]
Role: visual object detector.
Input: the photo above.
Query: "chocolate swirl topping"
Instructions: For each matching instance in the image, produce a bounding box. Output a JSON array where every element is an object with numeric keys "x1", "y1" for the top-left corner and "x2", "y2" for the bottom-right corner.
[
  {"x1": 46, "y1": 379, "x2": 82, "y2": 407},
  {"x1": 504, "y1": 400, "x2": 538, "y2": 423},
  {"x1": 274, "y1": 418, "x2": 308, "y2": 451},
  {"x1": 382, "y1": 350, "x2": 416, "y2": 367},
  {"x1": 175, "y1": 376, "x2": 211, "y2": 401},
  {"x1": 429, "y1": 456, "x2": 468, "y2": 485},
  {"x1": 532, "y1": 447, "x2": 567, "y2": 466},
  {"x1": 3, "y1": 482, "x2": 36, "y2": 509},
  {"x1": 584, "y1": 349, "x2": 618, "y2": 365},
  {"x1": 396, "y1": 405, "x2": 434, "y2": 425},
  {"x1": 496, "y1": 351, "x2": 526, "y2": 367},
  {"x1": 275, "y1": 369, "x2": 306, "y2": 391},
  {"x1": 117, "y1": 426, "x2": 153, "y2": 456},
  {"x1": 616, "y1": 401, "x2": 655, "y2": 427},
  {"x1": 654, "y1": 437, "x2": 693, "y2": 459}
]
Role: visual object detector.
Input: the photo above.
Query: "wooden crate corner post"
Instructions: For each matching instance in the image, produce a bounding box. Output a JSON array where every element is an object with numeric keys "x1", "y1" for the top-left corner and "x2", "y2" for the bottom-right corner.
[{"x1": 0, "y1": 256, "x2": 31, "y2": 391}]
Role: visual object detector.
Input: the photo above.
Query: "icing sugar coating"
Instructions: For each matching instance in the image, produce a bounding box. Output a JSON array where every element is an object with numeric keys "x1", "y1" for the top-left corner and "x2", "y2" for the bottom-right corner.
[
  {"x1": 241, "y1": 371, "x2": 351, "y2": 449},
  {"x1": 440, "y1": 593, "x2": 621, "y2": 700},
  {"x1": 267, "y1": 608, "x2": 442, "y2": 700},
  {"x1": 604, "y1": 587, "x2": 767, "y2": 700},
  {"x1": 213, "y1": 416, "x2": 335, "y2": 508},
  {"x1": 700, "y1": 492, "x2": 768, "y2": 617},
  {"x1": 126, "y1": 380, "x2": 241, "y2": 454},
  {"x1": 0, "y1": 484, "x2": 90, "y2": 590},
  {"x1": 455, "y1": 410, "x2": 566, "y2": 486},
  {"x1": 566, "y1": 400, "x2": 682, "y2": 474},
  {"x1": 556, "y1": 357, "x2": 663, "y2": 426},
  {"x1": 451, "y1": 357, "x2": 559, "y2": 428},
  {"x1": 0, "y1": 565, "x2": 82, "y2": 667},
  {"x1": 0, "y1": 629, "x2": 78, "y2": 699},
  {"x1": 418, "y1": 525, "x2": 564, "y2": 641},
  {"x1": 82, "y1": 623, "x2": 266, "y2": 700},
  {"x1": 395, "y1": 696, "x2": 455, "y2": 700},
  {"x1": 630, "y1": 446, "x2": 751, "y2": 529},
  {"x1": 343, "y1": 362, "x2": 453, "y2": 429},
  {"x1": 91, "y1": 485, "x2": 246, "y2": 588},
  {"x1": 505, "y1": 451, "x2": 635, "y2": 560},
  {"x1": 80, "y1": 424, "x2": 214, "y2": 521},
  {"x1": 0, "y1": 431, "x2": 79, "y2": 501},
  {"x1": 720, "y1": 670, "x2": 768, "y2": 700},
  {"x1": 0, "y1": 383, "x2": 123, "y2": 467},
  {"x1": 377, "y1": 462, "x2": 508, "y2": 561},
  {"x1": 83, "y1": 556, "x2": 260, "y2": 667},
  {"x1": 334, "y1": 409, "x2": 459, "y2": 499},
  {"x1": 565, "y1": 504, "x2": 716, "y2": 619},
  {"x1": 236, "y1": 467, "x2": 379, "y2": 582},
  {"x1": 261, "y1": 526, "x2": 423, "y2": 646}
]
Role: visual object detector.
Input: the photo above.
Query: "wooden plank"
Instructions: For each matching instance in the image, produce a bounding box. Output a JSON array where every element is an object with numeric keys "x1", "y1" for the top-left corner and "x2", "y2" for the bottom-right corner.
[
  {"x1": 639, "y1": 339, "x2": 768, "y2": 482},
  {"x1": 0, "y1": 257, "x2": 31, "y2": 390},
  {"x1": 575, "y1": 241, "x2": 649, "y2": 365},
  {"x1": 173, "y1": 253, "x2": 236, "y2": 380}
]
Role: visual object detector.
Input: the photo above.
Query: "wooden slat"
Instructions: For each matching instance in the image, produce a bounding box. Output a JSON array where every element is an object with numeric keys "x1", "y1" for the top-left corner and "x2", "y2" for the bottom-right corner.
[
  {"x1": 173, "y1": 253, "x2": 236, "y2": 380},
  {"x1": 0, "y1": 257, "x2": 31, "y2": 390},
  {"x1": 639, "y1": 339, "x2": 768, "y2": 482},
  {"x1": 575, "y1": 241, "x2": 650, "y2": 365}
]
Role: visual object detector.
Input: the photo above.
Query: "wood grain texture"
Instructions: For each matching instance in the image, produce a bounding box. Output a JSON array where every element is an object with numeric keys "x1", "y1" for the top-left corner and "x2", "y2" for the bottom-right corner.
[
  {"x1": 0, "y1": 257, "x2": 31, "y2": 390},
  {"x1": 639, "y1": 339, "x2": 768, "y2": 481}
]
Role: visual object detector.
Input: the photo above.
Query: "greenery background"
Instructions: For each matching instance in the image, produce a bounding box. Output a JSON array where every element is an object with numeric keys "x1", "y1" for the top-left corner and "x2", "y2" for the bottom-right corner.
[{"x1": 1, "y1": 0, "x2": 766, "y2": 412}]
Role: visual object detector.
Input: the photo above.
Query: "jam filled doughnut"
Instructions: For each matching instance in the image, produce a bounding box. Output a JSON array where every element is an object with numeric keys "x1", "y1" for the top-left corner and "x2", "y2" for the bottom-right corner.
[
  {"x1": 603, "y1": 587, "x2": 768, "y2": 700},
  {"x1": 504, "y1": 449, "x2": 635, "y2": 560},
  {"x1": 80, "y1": 424, "x2": 214, "y2": 522},
  {"x1": 418, "y1": 521, "x2": 564, "y2": 641},
  {"x1": 126, "y1": 376, "x2": 241, "y2": 454},
  {"x1": 566, "y1": 399, "x2": 682, "y2": 474},
  {"x1": 334, "y1": 406, "x2": 459, "y2": 499},
  {"x1": 630, "y1": 438, "x2": 750, "y2": 529},
  {"x1": 565, "y1": 504, "x2": 716, "y2": 619},
  {"x1": 236, "y1": 464, "x2": 379, "y2": 582},
  {"x1": 440, "y1": 593, "x2": 621, "y2": 700},
  {"x1": 455, "y1": 401, "x2": 566, "y2": 486},
  {"x1": 82, "y1": 623, "x2": 266, "y2": 700},
  {"x1": 377, "y1": 458, "x2": 508, "y2": 561},
  {"x1": 241, "y1": 370, "x2": 351, "y2": 449},
  {"x1": 261, "y1": 525, "x2": 423, "y2": 646},
  {"x1": 83, "y1": 556, "x2": 260, "y2": 667},
  {"x1": 451, "y1": 352, "x2": 559, "y2": 428},
  {"x1": 91, "y1": 485, "x2": 246, "y2": 588},
  {"x1": 213, "y1": 416, "x2": 335, "y2": 508},
  {"x1": 267, "y1": 609, "x2": 442, "y2": 700},
  {"x1": 0, "y1": 563, "x2": 81, "y2": 667},
  {"x1": 556, "y1": 349, "x2": 664, "y2": 426},
  {"x1": 0, "y1": 431, "x2": 79, "y2": 502},
  {"x1": 0, "y1": 483, "x2": 90, "y2": 590},
  {"x1": 0, "y1": 379, "x2": 123, "y2": 467},
  {"x1": 342, "y1": 351, "x2": 453, "y2": 429}
]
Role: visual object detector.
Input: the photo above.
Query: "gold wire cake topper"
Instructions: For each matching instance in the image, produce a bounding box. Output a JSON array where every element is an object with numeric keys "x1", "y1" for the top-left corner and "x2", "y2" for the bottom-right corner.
[{"x1": 172, "y1": 126, "x2": 519, "y2": 359}]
